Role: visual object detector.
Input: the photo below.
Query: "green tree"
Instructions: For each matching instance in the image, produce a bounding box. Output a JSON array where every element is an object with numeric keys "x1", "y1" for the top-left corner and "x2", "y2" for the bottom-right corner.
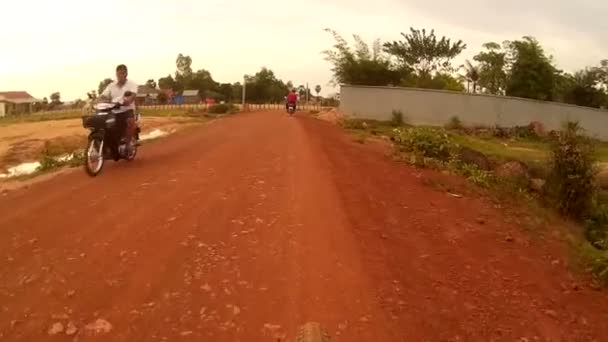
[
  {"x1": 297, "y1": 85, "x2": 306, "y2": 99},
  {"x1": 560, "y1": 68, "x2": 607, "y2": 108},
  {"x1": 504, "y1": 36, "x2": 557, "y2": 101},
  {"x1": 463, "y1": 60, "x2": 480, "y2": 93},
  {"x1": 473, "y1": 42, "x2": 507, "y2": 95},
  {"x1": 158, "y1": 74, "x2": 177, "y2": 90},
  {"x1": 145, "y1": 79, "x2": 157, "y2": 89},
  {"x1": 98, "y1": 78, "x2": 113, "y2": 95},
  {"x1": 189, "y1": 69, "x2": 218, "y2": 98},
  {"x1": 50, "y1": 92, "x2": 61, "y2": 104},
  {"x1": 219, "y1": 83, "x2": 233, "y2": 102},
  {"x1": 384, "y1": 27, "x2": 466, "y2": 78},
  {"x1": 232, "y1": 82, "x2": 243, "y2": 102},
  {"x1": 315, "y1": 85, "x2": 322, "y2": 98},
  {"x1": 157, "y1": 92, "x2": 169, "y2": 104},
  {"x1": 322, "y1": 29, "x2": 401, "y2": 86},
  {"x1": 176, "y1": 53, "x2": 193, "y2": 77},
  {"x1": 244, "y1": 67, "x2": 289, "y2": 103}
]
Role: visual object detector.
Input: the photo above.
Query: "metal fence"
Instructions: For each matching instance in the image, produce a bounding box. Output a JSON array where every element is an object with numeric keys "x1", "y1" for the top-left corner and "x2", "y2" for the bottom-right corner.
[{"x1": 16, "y1": 102, "x2": 327, "y2": 117}]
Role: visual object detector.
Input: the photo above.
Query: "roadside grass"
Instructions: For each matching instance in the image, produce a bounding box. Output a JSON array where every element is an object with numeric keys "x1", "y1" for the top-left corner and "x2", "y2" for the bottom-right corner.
[
  {"x1": 0, "y1": 111, "x2": 83, "y2": 125},
  {"x1": 0, "y1": 106, "x2": 228, "y2": 126},
  {"x1": 339, "y1": 116, "x2": 608, "y2": 285},
  {"x1": 1, "y1": 115, "x2": 214, "y2": 181}
]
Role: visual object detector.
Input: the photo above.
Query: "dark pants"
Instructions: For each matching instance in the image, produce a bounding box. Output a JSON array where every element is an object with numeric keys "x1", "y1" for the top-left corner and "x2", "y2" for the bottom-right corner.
[{"x1": 115, "y1": 110, "x2": 134, "y2": 140}]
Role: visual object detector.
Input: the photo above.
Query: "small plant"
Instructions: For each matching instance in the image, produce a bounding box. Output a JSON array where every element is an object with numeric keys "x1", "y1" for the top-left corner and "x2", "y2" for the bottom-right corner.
[
  {"x1": 393, "y1": 127, "x2": 456, "y2": 161},
  {"x1": 342, "y1": 119, "x2": 367, "y2": 130},
  {"x1": 208, "y1": 103, "x2": 238, "y2": 114},
  {"x1": 585, "y1": 204, "x2": 608, "y2": 250},
  {"x1": 390, "y1": 110, "x2": 404, "y2": 127},
  {"x1": 545, "y1": 121, "x2": 598, "y2": 219},
  {"x1": 457, "y1": 162, "x2": 493, "y2": 188},
  {"x1": 36, "y1": 153, "x2": 62, "y2": 172},
  {"x1": 445, "y1": 116, "x2": 463, "y2": 130},
  {"x1": 579, "y1": 243, "x2": 608, "y2": 285}
]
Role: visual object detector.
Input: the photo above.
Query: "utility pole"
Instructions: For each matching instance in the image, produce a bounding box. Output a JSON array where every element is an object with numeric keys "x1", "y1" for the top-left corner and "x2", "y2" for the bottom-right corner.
[{"x1": 306, "y1": 83, "x2": 309, "y2": 104}]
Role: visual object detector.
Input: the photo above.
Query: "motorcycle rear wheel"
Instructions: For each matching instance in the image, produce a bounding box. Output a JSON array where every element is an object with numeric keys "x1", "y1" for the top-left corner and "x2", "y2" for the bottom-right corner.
[
  {"x1": 84, "y1": 137, "x2": 105, "y2": 177},
  {"x1": 125, "y1": 138, "x2": 137, "y2": 161}
]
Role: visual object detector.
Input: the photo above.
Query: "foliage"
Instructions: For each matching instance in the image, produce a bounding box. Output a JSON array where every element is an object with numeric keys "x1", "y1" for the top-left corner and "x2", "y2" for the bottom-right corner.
[
  {"x1": 504, "y1": 37, "x2": 557, "y2": 101},
  {"x1": 445, "y1": 116, "x2": 463, "y2": 130},
  {"x1": 244, "y1": 67, "x2": 289, "y2": 103},
  {"x1": 559, "y1": 68, "x2": 607, "y2": 108},
  {"x1": 390, "y1": 110, "x2": 404, "y2": 127},
  {"x1": 545, "y1": 121, "x2": 598, "y2": 219},
  {"x1": 145, "y1": 79, "x2": 157, "y2": 89},
  {"x1": 473, "y1": 42, "x2": 507, "y2": 95},
  {"x1": 456, "y1": 162, "x2": 494, "y2": 188},
  {"x1": 208, "y1": 103, "x2": 239, "y2": 114},
  {"x1": 315, "y1": 85, "x2": 322, "y2": 96},
  {"x1": 393, "y1": 126, "x2": 456, "y2": 160},
  {"x1": 158, "y1": 74, "x2": 177, "y2": 90},
  {"x1": 218, "y1": 83, "x2": 234, "y2": 102},
  {"x1": 156, "y1": 92, "x2": 168, "y2": 104},
  {"x1": 579, "y1": 243, "x2": 608, "y2": 285},
  {"x1": 384, "y1": 27, "x2": 466, "y2": 77},
  {"x1": 322, "y1": 29, "x2": 401, "y2": 86},
  {"x1": 50, "y1": 92, "x2": 62, "y2": 104},
  {"x1": 463, "y1": 60, "x2": 480, "y2": 93},
  {"x1": 97, "y1": 78, "x2": 113, "y2": 95},
  {"x1": 585, "y1": 204, "x2": 608, "y2": 250},
  {"x1": 427, "y1": 73, "x2": 465, "y2": 91}
]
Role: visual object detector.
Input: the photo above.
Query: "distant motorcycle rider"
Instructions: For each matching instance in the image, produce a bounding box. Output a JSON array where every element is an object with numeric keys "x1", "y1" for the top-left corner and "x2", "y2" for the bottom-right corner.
[
  {"x1": 99, "y1": 64, "x2": 138, "y2": 152},
  {"x1": 286, "y1": 89, "x2": 298, "y2": 112}
]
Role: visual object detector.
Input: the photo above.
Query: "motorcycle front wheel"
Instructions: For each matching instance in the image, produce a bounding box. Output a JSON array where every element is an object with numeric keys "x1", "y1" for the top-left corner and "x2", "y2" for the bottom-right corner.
[
  {"x1": 84, "y1": 137, "x2": 105, "y2": 177},
  {"x1": 296, "y1": 322, "x2": 330, "y2": 342}
]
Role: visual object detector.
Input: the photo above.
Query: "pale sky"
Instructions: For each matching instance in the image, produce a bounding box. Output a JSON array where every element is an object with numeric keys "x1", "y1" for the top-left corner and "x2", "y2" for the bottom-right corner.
[{"x1": 0, "y1": 0, "x2": 605, "y2": 101}]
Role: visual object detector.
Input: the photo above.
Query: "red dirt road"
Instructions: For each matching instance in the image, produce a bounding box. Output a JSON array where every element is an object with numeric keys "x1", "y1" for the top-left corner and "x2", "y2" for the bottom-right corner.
[{"x1": 1, "y1": 111, "x2": 607, "y2": 341}]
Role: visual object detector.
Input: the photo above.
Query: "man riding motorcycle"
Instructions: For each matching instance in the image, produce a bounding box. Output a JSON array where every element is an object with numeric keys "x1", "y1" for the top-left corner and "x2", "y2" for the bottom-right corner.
[
  {"x1": 99, "y1": 64, "x2": 138, "y2": 152},
  {"x1": 286, "y1": 89, "x2": 298, "y2": 112}
]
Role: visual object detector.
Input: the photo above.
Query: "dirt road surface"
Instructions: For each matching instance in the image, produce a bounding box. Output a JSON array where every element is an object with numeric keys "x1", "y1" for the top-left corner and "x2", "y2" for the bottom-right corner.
[{"x1": 1, "y1": 111, "x2": 607, "y2": 341}]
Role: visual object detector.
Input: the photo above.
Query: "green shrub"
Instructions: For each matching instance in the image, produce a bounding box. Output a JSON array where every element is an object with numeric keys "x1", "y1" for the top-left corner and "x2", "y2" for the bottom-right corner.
[
  {"x1": 393, "y1": 127, "x2": 456, "y2": 161},
  {"x1": 579, "y1": 243, "x2": 608, "y2": 285},
  {"x1": 445, "y1": 116, "x2": 463, "y2": 130},
  {"x1": 36, "y1": 154, "x2": 62, "y2": 172},
  {"x1": 545, "y1": 121, "x2": 598, "y2": 219},
  {"x1": 208, "y1": 103, "x2": 238, "y2": 114},
  {"x1": 456, "y1": 162, "x2": 494, "y2": 188},
  {"x1": 390, "y1": 110, "x2": 404, "y2": 127},
  {"x1": 585, "y1": 204, "x2": 608, "y2": 250},
  {"x1": 342, "y1": 119, "x2": 367, "y2": 130}
]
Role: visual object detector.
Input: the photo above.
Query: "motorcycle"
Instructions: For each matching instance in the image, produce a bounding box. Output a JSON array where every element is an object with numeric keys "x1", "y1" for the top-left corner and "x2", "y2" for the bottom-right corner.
[
  {"x1": 287, "y1": 102, "x2": 296, "y2": 115},
  {"x1": 81, "y1": 99, "x2": 141, "y2": 177}
]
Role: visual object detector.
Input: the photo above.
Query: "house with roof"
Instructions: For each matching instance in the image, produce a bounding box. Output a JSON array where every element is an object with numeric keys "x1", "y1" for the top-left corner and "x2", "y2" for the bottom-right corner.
[
  {"x1": 135, "y1": 85, "x2": 159, "y2": 106},
  {"x1": 0, "y1": 91, "x2": 40, "y2": 116},
  {"x1": 182, "y1": 90, "x2": 201, "y2": 104}
]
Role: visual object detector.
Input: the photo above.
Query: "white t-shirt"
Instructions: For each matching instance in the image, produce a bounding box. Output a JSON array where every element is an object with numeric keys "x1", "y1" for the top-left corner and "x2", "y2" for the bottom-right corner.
[{"x1": 101, "y1": 80, "x2": 138, "y2": 111}]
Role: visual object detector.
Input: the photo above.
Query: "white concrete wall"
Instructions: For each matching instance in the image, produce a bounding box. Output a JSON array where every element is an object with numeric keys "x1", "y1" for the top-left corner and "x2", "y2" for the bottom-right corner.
[
  {"x1": 340, "y1": 85, "x2": 608, "y2": 139},
  {"x1": 0, "y1": 103, "x2": 5, "y2": 117}
]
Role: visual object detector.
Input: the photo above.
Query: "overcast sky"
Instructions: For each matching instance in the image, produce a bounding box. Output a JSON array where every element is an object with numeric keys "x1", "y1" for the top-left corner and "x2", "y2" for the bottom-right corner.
[{"x1": 0, "y1": 0, "x2": 605, "y2": 100}]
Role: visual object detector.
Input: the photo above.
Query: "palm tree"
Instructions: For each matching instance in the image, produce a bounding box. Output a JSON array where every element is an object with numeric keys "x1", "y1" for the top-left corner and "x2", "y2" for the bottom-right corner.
[{"x1": 464, "y1": 60, "x2": 480, "y2": 93}]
